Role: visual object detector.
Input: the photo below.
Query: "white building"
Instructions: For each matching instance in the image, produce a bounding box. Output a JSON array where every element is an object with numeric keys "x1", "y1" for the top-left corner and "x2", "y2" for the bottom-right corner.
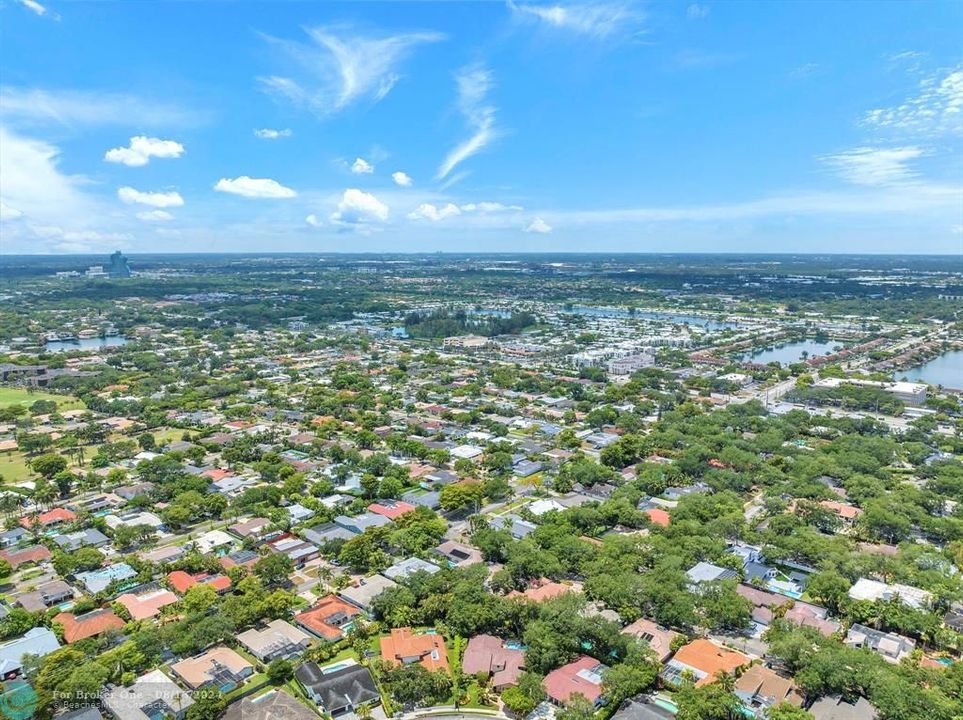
[{"x1": 847, "y1": 578, "x2": 933, "y2": 609}]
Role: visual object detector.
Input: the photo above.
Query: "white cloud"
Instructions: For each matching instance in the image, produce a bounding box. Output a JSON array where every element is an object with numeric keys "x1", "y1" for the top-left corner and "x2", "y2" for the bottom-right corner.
[
  {"x1": 686, "y1": 3, "x2": 710, "y2": 19},
  {"x1": 305, "y1": 214, "x2": 323, "y2": 227},
  {"x1": 508, "y1": 1, "x2": 641, "y2": 38},
  {"x1": 254, "y1": 128, "x2": 292, "y2": 139},
  {"x1": 351, "y1": 157, "x2": 374, "y2": 174},
  {"x1": 330, "y1": 188, "x2": 389, "y2": 225},
  {"x1": 437, "y1": 65, "x2": 500, "y2": 180},
  {"x1": 0, "y1": 202, "x2": 24, "y2": 221},
  {"x1": 525, "y1": 216, "x2": 553, "y2": 233},
  {"x1": 863, "y1": 65, "x2": 963, "y2": 136},
  {"x1": 461, "y1": 202, "x2": 522, "y2": 213},
  {"x1": 0, "y1": 127, "x2": 96, "y2": 230},
  {"x1": 408, "y1": 201, "x2": 523, "y2": 221},
  {"x1": 214, "y1": 176, "x2": 296, "y2": 199},
  {"x1": 0, "y1": 87, "x2": 201, "y2": 128},
  {"x1": 259, "y1": 25, "x2": 444, "y2": 118},
  {"x1": 408, "y1": 203, "x2": 462, "y2": 221},
  {"x1": 104, "y1": 136, "x2": 185, "y2": 167},
  {"x1": 136, "y1": 210, "x2": 174, "y2": 222},
  {"x1": 392, "y1": 171, "x2": 413, "y2": 187},
  {"x1": 118, "y1": 187, "x2": 185, "y2": 208},
  {"x1": 19, "y1": 0, "x2": 53, "y2": 17},
  {"x1": 820, "y1": 146, "x2": 924, "y2": 186}
]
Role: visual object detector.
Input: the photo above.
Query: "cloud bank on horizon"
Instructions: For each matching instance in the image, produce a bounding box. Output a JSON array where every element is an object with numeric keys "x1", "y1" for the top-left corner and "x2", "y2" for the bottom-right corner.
[{"x1": 1, "y1": 0, "x2": 961, "y2": 254}]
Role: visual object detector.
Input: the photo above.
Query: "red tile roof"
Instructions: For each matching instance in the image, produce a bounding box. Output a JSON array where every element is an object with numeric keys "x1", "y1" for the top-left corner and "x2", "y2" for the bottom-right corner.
[
  {"x1": 168, "y1": 570, "x2": 232, "y2": 595},
  {"x1": 543, "y1": 655, "x2": 606, "y2": 705},
  {"x1": 380, "y1": 627, "x2": 449, "y2": 673},
  {"x1": 295, "y1": 595, "x2": 362, "y2": 641},
  {"x1": 116, "y1": 588, "x2": 179, "y2": 621},
  {"x1": 20, "y1": 508, "x2": 76, "y2": 528},
  {"x1": 0, "y1": 545, "x2": 52, "y2": 568},
  {"x1": 644, "y1": 508, "x2": 671, "y2": 527},
  {"x1": 367, "y1": 500, "x2": 416, "y2": 520},
  {"x1": 462, "y1": 634, "x2": 525, "y2": 689},
  {"x1": 508, "y1": 578, "x2": 578, "y2": 603},
  {"x1": 55, "y1": 609, "x2": 125, "y2": 643},
  {"x1": 671, "y1": 639, "x2": 749, "y2": 686}
]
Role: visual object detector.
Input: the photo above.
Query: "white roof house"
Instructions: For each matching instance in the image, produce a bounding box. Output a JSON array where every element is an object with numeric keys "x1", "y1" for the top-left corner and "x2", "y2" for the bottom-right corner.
[
  {"x1": 847, "y1": 578, "x2": 933, "y2": 609},
  {"x1": 104, "y1": 669, "x2": 195, "y2": 720}
]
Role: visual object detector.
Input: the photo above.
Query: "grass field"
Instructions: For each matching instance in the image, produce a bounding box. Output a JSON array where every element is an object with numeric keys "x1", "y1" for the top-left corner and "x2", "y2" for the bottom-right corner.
[
  {"x1": 0, "y1": 388, "x2": 85, "y2": 411},
  {"x1": 0, "y1": 452, "x2": 33, "y2": 484}
]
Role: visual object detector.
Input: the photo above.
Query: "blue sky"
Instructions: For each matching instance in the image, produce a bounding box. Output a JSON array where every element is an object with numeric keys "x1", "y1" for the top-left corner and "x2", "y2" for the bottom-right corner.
[{"x1": 1, "y1": 0, "x2": 961, "y2": 254}]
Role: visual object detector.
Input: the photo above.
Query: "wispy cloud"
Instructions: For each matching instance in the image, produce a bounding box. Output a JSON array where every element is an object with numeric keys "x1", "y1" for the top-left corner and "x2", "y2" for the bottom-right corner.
[
  {"x1": 863, "y1": 64, "x2": 963, "y2": 136},
  {"x1": 254, "y1": 128, "x2": 292, "y2": 140},
  {"x1": 259, "y1": 25, "x2": 444, "y2": 118},
  {"x1": 408, "y1": 201, "x2": 522, "y2": 221},
  {"x1": 436, "y1": 65, "x2": 500, "y2": 180},
  {"x1": 0, "y1": 87, "x2": 204, "y2": 128},
  {"x1": 525, "y1": 216, "x2": 553, "y2": 233},
  {"x1": 820, "y1": 146, "x2": 925, "y2": 187},
  {"x1": 538, "y1": 184, "x2": 959, "y2": 225},
  {"x1": 18, "y1": 0, "x2": 58, "y2": 19},
  {"x1": 508, "y1": 1, "x2": 642, "y2": 38},
  {"x1": 686, "y1": 4, "x2": 710, "y2": 20}
]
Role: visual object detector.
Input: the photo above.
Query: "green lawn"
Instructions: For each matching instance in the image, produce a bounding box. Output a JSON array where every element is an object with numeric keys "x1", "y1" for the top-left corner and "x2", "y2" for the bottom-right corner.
[
  {"x1": 0, "y1": 452, "x2": 33, "y2": 484},
  {"x1": 0, "y1": 387, "x2": 85, "y2": 411}
]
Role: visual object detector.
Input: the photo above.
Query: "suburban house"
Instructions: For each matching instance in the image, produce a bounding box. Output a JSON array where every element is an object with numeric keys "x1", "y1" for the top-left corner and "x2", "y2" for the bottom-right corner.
[
  {"x1": 237, "y1": 619, "x2": 312, "y2": 662},
  {"x1": 368, "y1": 499, "x2": 416, "y2": 520},
  {"x1": 461, "y1": 634, "x2": 526, "y2": 690},
  {"x1": 295, "y1": 595, "x2": 363, "y2": 640},
  {"x1": 55, "y1": 608, "x2": 125, "y2": 643},
  {"x1": 16, "y1": 579, "x2": 74, "y2": 612},
  {"x1": 845, "y1": 623, "x2": 916, "y2": 663},
  {"x1": 383, "y1": 556, "x2": 442, "y2": 582},
  {"x1": 104, "y1": 669, "x2": 195, "y2": 720},
  {"x1": 434, "y1": 540, "x2": 484, "y2": 567},
  {"x1": 620, "y1": 618, "x2": 681, "y2": 662},
  {"x1": 734, "y1": 665, "x2": 804, "y2": 716},
  {"x1": 809, "y1": 696, "x2": 879, "y2": 720},
  {"x1": 167, "y1": 570, "x2": 232, "y2": 595},
  {"x1": 76, "y1": 563, "x2": 137, "y2": 594},
  {"x1": 338, "y1": 575, "x2": 398, "y2": 613},
  {"x1": 661, "y1": 639, "x2": 749, "y2": 687},
  {"x1": 847, "y1": 578, "x2": 933, "y2": 609},
  {"x1": 116, "y1": 588, "x2": 179, "y2": 621},
  {"x1": 296, "y1": 661, "x2": 380, "y2": 716},
  {"x1": 685, "y1": 562, "x2": 740, "y2": 587},
  {"x1": 380, "y1": 627, "x2": 450, "y2": 673},
  {"x1": 543, "y1": 655, "x2": 608, "y2": 706},
  {"x1": 0, "y1": 627, "x2": 60, "y2": 679},
  {"x1": 609, "y1": 698, "x2": 675, "y2": 720},
  {"x1": 223, "y1": 689, "x2": 318, "y2": 720},
  {"x1": 508, "y1": 578, "x2": 579, "y2": 603},
  {"x1": 171, "y1": 646, "x2": 254, "y2": 692},
  {"x1": 737, "y1": 584, "x2": 839, "y2": 637}
]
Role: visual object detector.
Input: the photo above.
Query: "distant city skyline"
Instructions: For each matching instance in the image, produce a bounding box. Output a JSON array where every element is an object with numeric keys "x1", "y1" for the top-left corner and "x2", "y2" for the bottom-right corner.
[{"x1": 1, "y1": 0, "x2": 961, "y2": 255}]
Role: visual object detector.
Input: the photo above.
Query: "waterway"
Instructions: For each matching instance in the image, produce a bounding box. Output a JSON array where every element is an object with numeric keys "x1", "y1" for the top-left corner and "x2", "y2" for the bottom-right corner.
[
  {"x1": 44, "y1": 336, "x2": 129, "y2": 353},
  {"x1": 737, "y1": 339, "x2": 838, "y2": 365},
  {"x1": 899, "y1": 350, "x2": 963, "y2": 388}
]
